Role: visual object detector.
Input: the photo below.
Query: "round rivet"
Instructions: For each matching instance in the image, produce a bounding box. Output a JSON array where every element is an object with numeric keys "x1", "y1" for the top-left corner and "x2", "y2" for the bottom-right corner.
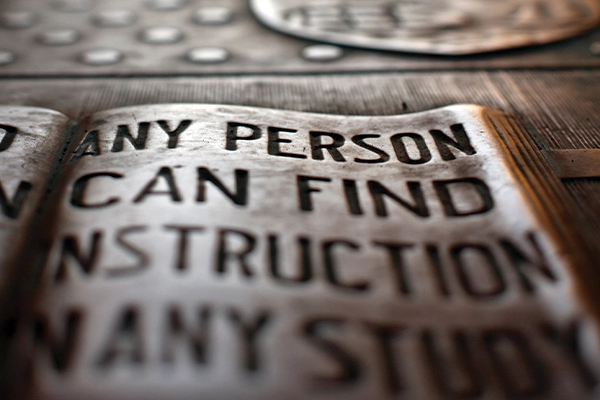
[
  {"x1": 53, "y1": 0, "x2": 94, "y2": 12},
  {"x1": 92, "y1": 9, "x2": 136, "y2": 27},
  {"x1": 139, "y1": 26, "x2": 184, "y2": 44},
  {"x1": 186, "y1": 47, "x2": 229, "y2": 63},
  {"x1": 0, "y1": 11, "x2": 37, "y2": 29},
  {"x1": 37, "y1": 29, "x2": 81, "y2": 46},
  {"x1": 590, "y1": 41, "x2": 600, "y2": 56},
  {"x1": 0, "y1": 50, "x2": 16, "y2": 65},
  {"x1": 80, "y1": 48, "x2": 123, "y2": 65},
  {"x1": 301, "y1": 44, "x2": 344, "y2": 62},
  {"x1": 146, "y1": 0, "x2": 187, "y2": 11},
  {"x1": 192, "y1": 7, "x2": 233, "y2": 25}
]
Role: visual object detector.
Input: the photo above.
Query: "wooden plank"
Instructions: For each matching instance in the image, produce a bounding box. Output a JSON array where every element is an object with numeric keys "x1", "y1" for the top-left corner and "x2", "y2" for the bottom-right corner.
[{"x1": 544, "y1": 149, "x2": 600, "y2": 178}]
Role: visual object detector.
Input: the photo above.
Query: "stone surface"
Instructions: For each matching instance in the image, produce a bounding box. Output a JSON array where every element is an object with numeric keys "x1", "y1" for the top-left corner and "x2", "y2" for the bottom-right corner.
[
  {"x1": 0, "y1": 107, "x2": 68, "y2": 299},
  {"x1": 2, "y1": 103, "x2": 597, "y2": 399}
]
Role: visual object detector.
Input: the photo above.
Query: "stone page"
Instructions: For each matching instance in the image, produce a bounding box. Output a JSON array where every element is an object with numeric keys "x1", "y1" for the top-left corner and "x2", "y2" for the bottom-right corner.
[
  {"x1": 0, "y1": 106, "x2": 69, "y2": 290},
  {"x1": 4, "y1": 103, "x2": 599, "y2": 399}
]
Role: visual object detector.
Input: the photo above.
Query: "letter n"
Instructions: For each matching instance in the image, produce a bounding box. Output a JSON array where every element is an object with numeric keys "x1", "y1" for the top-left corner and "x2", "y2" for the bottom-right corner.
[
  {"x1": 111, "y1": 123, "x2": 150, "y2": 152},
  {"x1": 500, "y1": 233, "x2": 558, "y2": 293},
  {"x1": 197, "y1": 168, "x2": 249, "y2": 206},
  {"x1": 29, "y1": 310, "x2": 83, "y2": 373},
  {"x1": 429, "y1": 124, "x2": 476, "y2": 161},
  {"x1": 0, "y1": 180, "x2": 32, "y2": 219},
  {"x1": 53, "y1": 231, "x2": 103, "y2": 283}
]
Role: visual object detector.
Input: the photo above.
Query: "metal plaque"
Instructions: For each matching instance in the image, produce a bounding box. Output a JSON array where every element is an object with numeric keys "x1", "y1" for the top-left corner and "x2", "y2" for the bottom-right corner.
[
  {"x1": 251, "y1": 0, "x2": 600, "y2": 54},
  {"x1": 3, "y1": 104, "x2": 599, "y2": 399}
]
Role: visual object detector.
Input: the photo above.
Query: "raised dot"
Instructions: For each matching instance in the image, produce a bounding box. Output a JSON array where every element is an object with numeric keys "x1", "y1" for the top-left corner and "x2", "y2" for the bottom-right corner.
[
  {"x1": 192, "y1": 7, "x2": 233, "y2": 25},
  {"x1": 92, "y1": 9, "x2": 136, "y2": 27},
  {"x1": 139, "y1": 26, "x2": 184, "y2": 44},
  {"x1": 37, "y1": 29, "x2": 81, "y2": 46},
  {"x1": 301, "y1": 44, "x2": 344, "y2": 62},
  {"x1": 0, "y1": 50, "x2": 16, "y2": 65},
  {"x1": 146, "y1": 0, "x2": 187, "y2": 11},
  {"x1": 0, "y1": 11, "x2": 37, "y2": 29},
  {"x1": 80, "y1": 48, "x2": 123, "y2": 65},
  {"x1": 53, "y1": 0, "x2": 94, "y2": 12},
  {"x1": 590, "y1": 41, "x2": 600, "y2": 56},
  {"x1": 186, "y1": 47, "x2": 229, "y2": 64}
]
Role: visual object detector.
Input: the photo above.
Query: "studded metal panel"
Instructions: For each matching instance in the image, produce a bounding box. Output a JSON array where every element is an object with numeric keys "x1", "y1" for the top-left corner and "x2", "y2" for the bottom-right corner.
[{"x1": 1, "y1": 0, "x2": 600, "y2": 76}]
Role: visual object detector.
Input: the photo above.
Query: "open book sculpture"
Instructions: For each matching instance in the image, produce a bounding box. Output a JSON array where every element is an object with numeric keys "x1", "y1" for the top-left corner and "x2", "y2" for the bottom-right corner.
[{"x1": 0, "y1": 104, "x2": 597, "y2": 399}]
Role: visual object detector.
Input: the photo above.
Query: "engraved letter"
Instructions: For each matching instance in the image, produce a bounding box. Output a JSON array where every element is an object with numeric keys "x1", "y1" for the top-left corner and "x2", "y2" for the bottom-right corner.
[
  {"x1": 310, "y1": 131, "x2": 346, "y2": 162},
  {"x1": 196, "y1": 168, "x2": 249, "y2": 206},
  {"x1": 70, "y1": 172, "x2": 123, "y2": 209},
  {"x1": 303, "y1": 318, "x2": 361, "y2": 385},
  {"x1": 483, "y1": 329, "x2": 548, "y2": 397},
  {"x1": 157, "y1": 120, "x2": 192, "y2": 149},
  {"x1": 323, "y1": 240, "x2": 368, "y2": 291},
  {"x1": 540, "y1": 320, "x2": 598, "y2": 389},
  {"x1": 500, "y1": 233, "x2": 558, "y2": 293},
  {"x1": 0, "y1": 124, "x2": 18, "y2": 152},
  {"x1": 225, "y1": 122, "x2": 261, "y2": 151},
  {"x1": 297, "y1": 175, "x2": 331, "y2": 212},
  {"x1": 0, "y1": 180, "x2": 32, "y2": 219},
  {"x1": 426, "y1": 244, "x2": 451, "y2": 297},
  {"x1": 111, "y1": 122, "x2": 150, "y2": 152},
  {"x1": 451, "y1": 244, "x2": 506, "y2": 299},
  {"x1": 53, "y1": 231, "x2": 103, "y2": 283},
  {"x1": 367, "y1": 180, "x2": 429, "y2": 218},
  {"x1": 97, "y1": 306, "x2": 144, "y2": 368},
  {"x1": 106, "y1": 226, "x2": 150, "y2": 278},
  {"x1": 352, "y1": 134, "x2": 389, "y2": 164},
  {"x1": 228, "y1": 309, "x2": 270, "y2": 371},
  {"x1": 429, "y1": 124, "x2": 476, "y2": 161},
  {"x1": 29, "y1": 310, "x2": 83, "y2": 373},
  {"x1": 70, "y1": 130, "x2": 100, "y2": 162},
  {"x1": 164, "y1": 225, "x2": 205, "y2": 272},
  {"x1": 390, "y1": 133, "x2": 432, "y2": 164},
  {"x1": 373, "y1": 242, "x2": 414, "y2": 295},
  {"x1": 133, "y1": 167, "x2": 182, "y2": 203},
  {"x1": 434, "y1": 178, "x2": 494, "y2": 217},
  {"x1": 343, "y1": 180, "x2": 363, "y2": 215},
  {"x1": 215, "y1": 229, "x2": 256, "y2": 278},
  {"x1": 267, "y1": 126, "x2": 306, "y2": 159},
  {"x1": 422, "y1": 330, "x2": 482, "y2": 397},
  {"x1": 162, "y1": 305, "x2": 211, "y2": 364},
  {"x1": 268, "y1": 235, "x2": 313, "y2": 284},
  {"x1": 365, "y1": 324, "x2": 405, "y2": 395}
]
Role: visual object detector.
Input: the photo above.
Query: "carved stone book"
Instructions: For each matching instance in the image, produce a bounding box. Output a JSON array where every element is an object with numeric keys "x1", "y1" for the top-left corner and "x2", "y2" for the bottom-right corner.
[{"x1": 0, "y1": 104, "x2": 598, "y2": 399}]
